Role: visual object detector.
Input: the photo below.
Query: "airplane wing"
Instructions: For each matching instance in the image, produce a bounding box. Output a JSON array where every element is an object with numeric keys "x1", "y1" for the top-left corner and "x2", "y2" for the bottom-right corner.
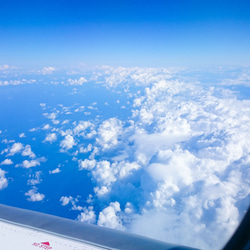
[{"x1": 0, "y1": 203, "x2": 197, "y2": 250}]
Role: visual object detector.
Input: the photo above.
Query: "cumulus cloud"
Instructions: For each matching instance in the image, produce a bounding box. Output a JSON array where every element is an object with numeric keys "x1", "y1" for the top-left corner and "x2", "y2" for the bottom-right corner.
[
  {"x1": 0, "y1": 159, "x2": 13, "y2": 165},
  {"x1": 73, "y1": 121, "x2": 92, "y2": 136},
  {"x1": 25, "y1": 187, "x2": 45, "y2": 202},
  {"x1": 42, "y1": 124, "x2": 50, "y2": 130},
  {"x1": 8, "y1": 142, "x2": 23, "y2": 155},
  {"x1": 72, "y1": 68, "x2": 250, "y2": 250},
  {"x1": 44, "y1": 133, "x2": 57, "y2": 143},
  {"x1": 5, "y1": 66, "x2": 249, "y2": 250},
  {"x1": 60, "y1": 134, "x2": 76, "y2": 150},
  {"x1": 97, "y1": 202, "x2": 124, "y2": 230},
  {"x1": 45, "y1": 112, "x2": 60, "y2": 124},
  {"x1": 19, "y1": 133, "x2": 25, "y2": 138},
  {"x1": 49, "y1": 167, "x2": 61, "y2": 174},
  {"x1": 79, "y1": 144, "x2": 92, "y2": 153},
  {"x1": 0, "y1": 64, "x2": 10, "y2": 70},
  {"x1": 96, "y1": 118, "x2": 123, "y2": 150},
  {"x1": 60, "y1": 196, "x2": 73, "y2": 206},
  {"x1": 5, "y1": 143, "x2": 36, "y2": 159},
  {"x1": 27, "y1": 171, "x2": 42, "y2": 185},
  {"x1": 0, "y1": 168, "x2": 8, "y2": 190},
  {"x1": 16, "y1": 157, "x2": 46, "y2": 168},
  {"x1": 67, "y1": 77, "x2": 87, "y2": 85},
  {"x1": 77, "y1": 206, "x2": 96, "y2": 224},
  {"x1": 22, "y1": 145, "x2": 36, "y2": 158},
  {"x1": 42, "y1": 66, "x2": 56, "y2": 75},
  {"x1": 60, "y1": 196, "x2": 83, "y2": 211}
]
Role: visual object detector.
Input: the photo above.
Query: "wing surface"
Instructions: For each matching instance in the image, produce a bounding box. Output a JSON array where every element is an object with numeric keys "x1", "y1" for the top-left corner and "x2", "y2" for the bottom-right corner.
[{"x1": 0, "y1": 204, "x2": 198, "y2": 250}]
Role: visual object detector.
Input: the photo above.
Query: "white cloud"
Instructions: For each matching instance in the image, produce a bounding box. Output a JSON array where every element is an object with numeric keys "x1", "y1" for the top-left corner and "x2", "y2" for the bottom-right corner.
[
  {"x1": 42, "y1": 66, "x2": 56, "y2": 75},
  {"x1": 78, "y1": 159, "x2": 96, "y2": 171},
  {"x1": 22, "y1": 145, "x2": 36, "y2": 158},
  {"x1": 16, "y1": 157, "x2": 46, "y2": 168},
  {"x1": 67, "y1": 77, "x2": 87, "y2": 85},
  {"x1": 0, "y1": 169, "x2": 8, "y2": 190},
  {"x1": 5, "y1": 67, "x2": 247, "y2": 250},
  {"x1": 69, "y1": 68, "x2": 250, "y2": 250},
  {"x1": 0, "y1": 65, "x2": 10, "y2": 70},
  {"x1": 42, "y1": 124, "x2": 50, "y2": 130},
  {"x1": 77, "y1": 207, "x2": 96, "y2": 224},
  {"x1": 27, "y1": 171, "x2": 42, "y2": 185},
  {"x1": 44, "y1": 133, "x2": 57, "y2": 143},
  {"x1": 97, "y1": 202, "x2": 123, "y2": 230},
  {"x1": 8, "y1": 142, "x2": 23, "y2": 155},
  {"x1": 43, "y1": 112, "x2": 60, "y2": 124},
  {"x1": 62, "y1": 120, "x2": 69, "y2": 125},
  {"x1": 73, "y1": 121, "x2": 92, "y2": 136},
  {"x1": 22, "y1": 160, "x2": 41, "y2": 168},
  {"x1": 49, "y1": 167, "x2": 61, "y2": 174},
  {"x1": 25, "y1": 187, "x2": 45, "y2": 202},
  {"x1": 6, "y1": 143, "x2": 36, "y2": 159},
  {"x1": 60, "y1": 134, "x2": 76, "y2": 150},
  {"x1": 60, "y1": 196, "x2": 73, "y2": 206},
  {"x1": 221, "y1": 71, "x2": 250, "y2": 87},
  {"x1": 0, "y1": 159, "x2": 13, "y2": 165},
  {"x1": 79, "y1": 144, "x2": 92, "y2": 153},
  {"x1": 96, "y1": 118, "x2": 123, "y2": 150},
  {"x1": 60, "y1": 196, "x2": 83, "y2": 211},
  {"x1": 19, "y1": 133, "x2": 25, "y2": 138}
]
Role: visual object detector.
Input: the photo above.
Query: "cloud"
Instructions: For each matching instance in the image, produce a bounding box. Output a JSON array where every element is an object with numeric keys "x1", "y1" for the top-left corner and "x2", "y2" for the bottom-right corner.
[
  {"x1": 67, "y1": 77, "x2": 87, "y2": 85},
  {"x1": 0, "y1": 168, "x2": 8, "y2": 190},
  {"x1": 0, "y1": 159, "x2": 13, "y2": 165},
  {"x1": 45, "y1": 112, "x2": 60, "y2": 124},
  {"x1": 73, "y1": 121, "x2": 92, "y2": 136},
  {"x1": 25, "y1": 187, "x2": 45, "y2": 202},
  {"x1": 0, "y1": 65, "x2": 10, "y2": 70},
  {"x1": 72, "y1": 68, "x2": 250, "y2": 250},
  {"x1": 16, "y1": 157, "x2": 46, "y2": 168},
  {"x1": 49, "y1": 167, "x2": 61, "y2": 174},
  {"x1": 22, "y1": 145, "x2": 36, "y2": 158},
  {"x1": 96, "y1": 118, "x2": 123, "y2": 150},
  {"x1": 19, "y1": 133, "x2": 25, "y2": 138},
  {"x1": 60, "y1": 134, "x2": 76, "y2": 150},
  {"x1": 21, "y1": 160, "x2": 41, "y2": 168},
  {"x1": 42, "y1": 66, "x2": 56, "y2": 75},
  {"x1": 40, "y1": 103, "x2": 46, "y2": 107},
  {"x1": 4, "y1": 66, "x2": 248, "y2": 250},
  {"x1": 44, "y1": 133, "x2": 57, "y2": 143},
  {"x1": 8, "y1": 142, "x2": 23, "y2": 155},
  {"x1": 79, "y1": 144, "x2": 92, "y2": 153},
  {"x1": 42, "y1": 124, "x2": 50, "y2": 130},
  {"x1": 77, "y1": 206, "x2": 96, "y2": 224},
  {"x1": 221, "y1": 70, "x2": 250, "y2": 87},
  {"x1": 0, "y1": 79, "x2": 32, "y2": 86},
  {"x1": 60, "y1": 196, "x2": 73, "y2": 206},
  {"x1": 59, "y1": 196, "x2": 83, "y2": 211},
  {"x1": 97, "y1": 202, "x2": 124, "y2": 230},
  {"x1": 27, "y1": 171, "x2": 42, "y2": 185}
]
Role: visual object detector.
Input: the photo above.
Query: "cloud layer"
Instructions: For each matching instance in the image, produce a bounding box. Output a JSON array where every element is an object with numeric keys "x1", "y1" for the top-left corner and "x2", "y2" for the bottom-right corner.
[{"x1": 0, "y1": 66, "x2": 249, "y2": 250}]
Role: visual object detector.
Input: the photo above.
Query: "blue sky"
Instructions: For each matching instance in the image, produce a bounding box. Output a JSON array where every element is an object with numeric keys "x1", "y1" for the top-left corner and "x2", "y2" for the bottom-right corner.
[{"x1": 0, "y1": 0, "x2": 250, "y2": 67}]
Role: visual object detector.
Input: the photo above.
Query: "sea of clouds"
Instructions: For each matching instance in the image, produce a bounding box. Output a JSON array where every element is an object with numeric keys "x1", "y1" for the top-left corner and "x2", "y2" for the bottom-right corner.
[{"x1": 0, "y1": 65, "x2": 249, "y2": 249}]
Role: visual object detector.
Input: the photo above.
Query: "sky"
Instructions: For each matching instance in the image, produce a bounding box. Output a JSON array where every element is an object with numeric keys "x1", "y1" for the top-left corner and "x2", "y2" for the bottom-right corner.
[{"x1": 0, "y1": 0, "x2": 250, "y2": 67}]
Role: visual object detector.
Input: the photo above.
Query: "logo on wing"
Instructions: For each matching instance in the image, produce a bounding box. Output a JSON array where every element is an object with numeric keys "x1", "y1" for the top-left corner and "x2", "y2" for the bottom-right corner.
[{"x1": 32, "y1": 242, "x2": 52, "y2": 249}]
